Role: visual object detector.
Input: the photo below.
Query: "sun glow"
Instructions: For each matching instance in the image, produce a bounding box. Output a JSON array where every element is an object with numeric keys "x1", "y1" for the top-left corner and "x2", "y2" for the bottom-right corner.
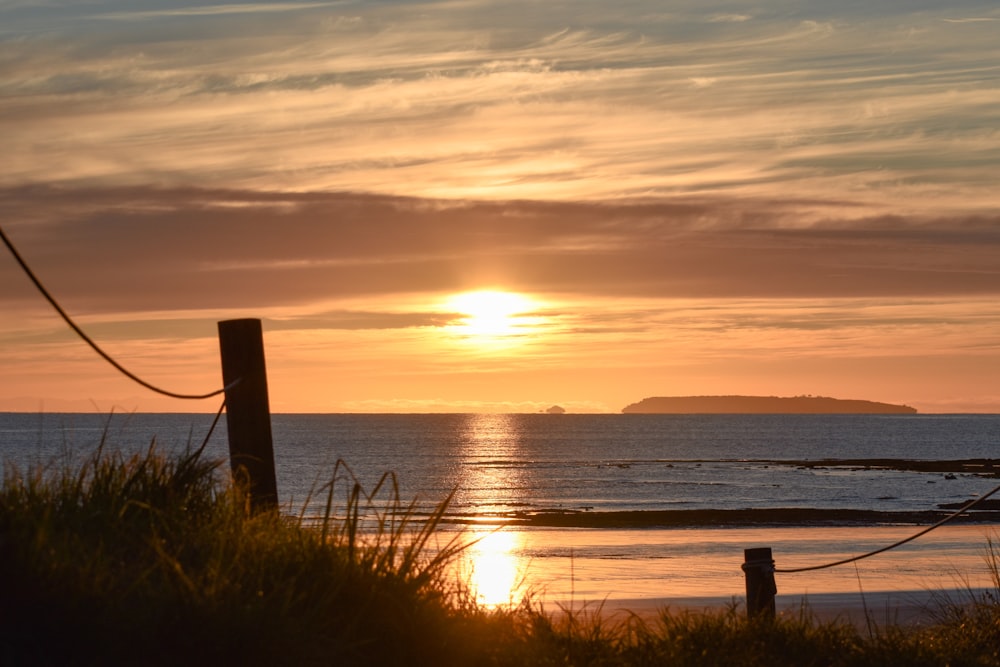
[
  {"x1": 446, "y1": 290, "x2": 539, "y2": 339},
  {"x1": 465, "y1": 529, "x2": 524, "y2": 607}
]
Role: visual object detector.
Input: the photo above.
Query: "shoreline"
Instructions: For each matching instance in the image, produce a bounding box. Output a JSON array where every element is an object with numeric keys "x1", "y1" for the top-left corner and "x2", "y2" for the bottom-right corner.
[{"x1": 448, "y1": 507, "x2": 1000, "y2": 528}]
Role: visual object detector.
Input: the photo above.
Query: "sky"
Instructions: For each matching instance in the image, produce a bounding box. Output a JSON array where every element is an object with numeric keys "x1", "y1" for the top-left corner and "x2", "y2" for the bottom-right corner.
[{"x1": 1, "y1": 0, "x2": 999, "y2": 414}]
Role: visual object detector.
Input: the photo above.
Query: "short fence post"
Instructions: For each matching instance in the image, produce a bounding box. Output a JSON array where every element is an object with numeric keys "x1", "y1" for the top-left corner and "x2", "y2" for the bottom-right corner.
[
  {"x1": 742, "y1": 547, "x2": 777, "y2": 619},
  {"x1": 218, "y1": 318, "x2": 278, "y2": 513}
]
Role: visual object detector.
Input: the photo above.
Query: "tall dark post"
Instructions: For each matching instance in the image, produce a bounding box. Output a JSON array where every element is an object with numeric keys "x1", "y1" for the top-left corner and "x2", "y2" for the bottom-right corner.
[
  {"x1": 742, "y1": 547, "x2": 777, "y2": 619},
  {"x1": 218, "y1": 318, "x2": 278, "y2": 513}
]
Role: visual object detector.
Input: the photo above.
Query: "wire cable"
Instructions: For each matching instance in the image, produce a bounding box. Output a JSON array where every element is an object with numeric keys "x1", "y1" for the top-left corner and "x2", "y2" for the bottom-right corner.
[
  {"x1": 1, "y1": 223, "x2": 231, "y2": 400},
  {"x1": 776, "y1": 479, "x2": 1000, "y2": 573},
  {"x1": 193, "y1": 397, "x2": 228, "y2": 459}
]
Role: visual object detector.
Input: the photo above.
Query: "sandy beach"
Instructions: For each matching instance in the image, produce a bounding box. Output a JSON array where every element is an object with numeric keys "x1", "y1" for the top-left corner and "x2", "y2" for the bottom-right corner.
[{"x1": 454, "y1": 523, "x2": 1000, "y2": 622}]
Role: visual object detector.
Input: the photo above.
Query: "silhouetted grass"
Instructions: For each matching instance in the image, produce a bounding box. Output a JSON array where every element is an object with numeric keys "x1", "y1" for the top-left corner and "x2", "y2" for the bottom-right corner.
[{"x1": 1, "y1": 442, "x2": 999, "y2": 666}]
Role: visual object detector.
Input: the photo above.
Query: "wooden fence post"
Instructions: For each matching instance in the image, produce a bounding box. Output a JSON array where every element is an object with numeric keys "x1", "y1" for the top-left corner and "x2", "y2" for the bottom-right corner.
[
  {"x1": 218, "y1": 318, "x2": 278, "y2": 513},
  {"x1": 742, "y1": 547, "x2": 777, "y2": 619}
]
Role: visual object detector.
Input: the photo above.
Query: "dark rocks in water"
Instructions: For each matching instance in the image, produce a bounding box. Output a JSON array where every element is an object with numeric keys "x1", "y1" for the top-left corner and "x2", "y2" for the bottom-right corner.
[
  {"x1": 938, "y1": 499, "x2": 1000, "y2": 511},
  {"x1": 775, "y1": 458, "x2": 999, "y2": 478},
  {"x1": 545, "y1": 405, "x2": 566, "y2": 414},
  {"x1": 485, "y1": 507, "x2": 1000, "y2": 529},
  {"x1": 621, "y1": 395, "x2": 917, "y2": 414}
]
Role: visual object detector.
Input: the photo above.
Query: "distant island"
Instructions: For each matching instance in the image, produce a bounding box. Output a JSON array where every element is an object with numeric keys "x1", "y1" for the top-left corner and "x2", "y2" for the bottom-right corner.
[{"x1": 621, "y1": 395, "x2": 917, "y2": 414}]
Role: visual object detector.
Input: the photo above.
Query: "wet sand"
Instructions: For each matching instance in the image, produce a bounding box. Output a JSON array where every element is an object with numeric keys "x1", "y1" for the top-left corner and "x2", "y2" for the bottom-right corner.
[
  {"x1": 549, "y1": 589, "x2": 991, "y2": 627},
  {"x1": 446, "y1": 458, "x2": 1000, "y2": 621},
  {"x1": 453, "y1": 524, "x2": 1000, "y2": 621}
]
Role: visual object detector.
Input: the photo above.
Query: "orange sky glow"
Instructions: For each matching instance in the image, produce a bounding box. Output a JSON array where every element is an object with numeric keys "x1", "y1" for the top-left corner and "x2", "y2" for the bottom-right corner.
[{"x1": 1, "y1": 1, "x2": 999, "y2": 413}]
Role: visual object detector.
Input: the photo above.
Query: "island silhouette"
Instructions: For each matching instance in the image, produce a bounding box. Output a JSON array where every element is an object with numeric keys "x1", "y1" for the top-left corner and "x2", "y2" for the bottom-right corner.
[{"x1": 621, "y1": 395, "x2": 917, "y2": 414}]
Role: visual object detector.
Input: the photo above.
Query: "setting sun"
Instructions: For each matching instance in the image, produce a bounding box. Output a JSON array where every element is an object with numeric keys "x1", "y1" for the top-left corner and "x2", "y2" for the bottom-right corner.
[{"x1": 446, "y1": 290, "x2": 539, "y2": 339}]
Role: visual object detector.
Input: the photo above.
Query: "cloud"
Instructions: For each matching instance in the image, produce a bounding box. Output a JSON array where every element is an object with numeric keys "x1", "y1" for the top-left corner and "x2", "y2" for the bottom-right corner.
[
  {"x1": 335, "y1": 397, "x2": 576, "y2": 413},
  {"x1": 708, "y1": 14, "x2": 752, "y2": 23},
  {"x1": 942, "y1": 17, "x2": 999, "y2": 23},
  {"x1": 2, "y1": 187, "x2": 999, "y2": 323},
  {"x1": 97, "y1": 3, "x2": 345, "y2": 21},
  {"x1": 1, "y1": 1, "x2": 998, "y2": 209},
  {"x1": 266, "y1": 310, "x2": 455, "y2": 331}
]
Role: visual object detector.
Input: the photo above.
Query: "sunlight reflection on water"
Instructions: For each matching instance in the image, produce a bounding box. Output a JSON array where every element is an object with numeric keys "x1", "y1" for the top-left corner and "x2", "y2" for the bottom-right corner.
[
  {"x1": 457, "y1": 413, "x2": 530, "y2": 514},
  {"x1": 462, "y1": 529, "x2": 526, "y2": 607},
  {"x1": 446, "y1": 413, "x2": 996, "y2": 608},
  {"x1": 447, "y1": 525, "x2": 1000, "y2": 609},
  {"x1": 454, "y1": 414, "x2": 532, "y2": 606}
]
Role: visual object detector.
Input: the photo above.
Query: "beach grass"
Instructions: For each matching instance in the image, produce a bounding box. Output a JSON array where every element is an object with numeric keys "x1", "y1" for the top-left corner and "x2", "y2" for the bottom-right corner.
[{"x1": 1, "y1": 444, "x2": 999, "y2": 666}]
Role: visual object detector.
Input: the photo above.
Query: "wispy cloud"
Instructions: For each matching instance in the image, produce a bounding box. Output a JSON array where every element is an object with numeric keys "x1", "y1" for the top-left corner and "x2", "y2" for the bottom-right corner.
[
  {"x1": 942, "y1": 17, "x2": 999, "y2": 23},
  {"x1": 2, "y1": 1, "x2": 998, "y2": 210},
  {"x1": 98, "y1": 3, "x2": 345, "y2": 21},
  {"x1": 708, "y1": 14, "x2": 753, "y2": 23}
]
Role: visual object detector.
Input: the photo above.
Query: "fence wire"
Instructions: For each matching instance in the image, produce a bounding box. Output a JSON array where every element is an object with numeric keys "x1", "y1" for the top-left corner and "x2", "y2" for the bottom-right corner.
[
  {"x1": 1, "y1": 224, "x2": 231, "y2": 400},
  {"x1": 776, "y1": 480, "x2": 1000, "y2": 573}
]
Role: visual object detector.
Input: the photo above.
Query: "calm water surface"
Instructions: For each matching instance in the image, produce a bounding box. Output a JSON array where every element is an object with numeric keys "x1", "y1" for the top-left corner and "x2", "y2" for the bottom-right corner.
[{"x1": 3, "y1": 412, "x2": 999, "y2": 605}]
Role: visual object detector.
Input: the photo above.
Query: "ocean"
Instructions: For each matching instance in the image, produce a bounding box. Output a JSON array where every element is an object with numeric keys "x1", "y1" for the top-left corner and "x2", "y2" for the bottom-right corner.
[{"x1": 3, "y1": 412, "x2": 999, "y2": 606}]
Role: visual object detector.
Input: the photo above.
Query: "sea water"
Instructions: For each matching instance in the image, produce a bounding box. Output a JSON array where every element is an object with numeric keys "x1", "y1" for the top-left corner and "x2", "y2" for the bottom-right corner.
[
  {"x1": 4, "y1": 412, "x2": 996, "y2": 516},
  {"x1": 2, "y1": 412, "x2": 999, "y2": 605}
]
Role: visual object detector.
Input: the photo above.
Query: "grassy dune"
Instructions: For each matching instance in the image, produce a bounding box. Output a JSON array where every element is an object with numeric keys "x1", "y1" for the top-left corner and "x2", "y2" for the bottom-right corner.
[{"x1": 1, "y1": 444, "x2": 999, "y2": 666}]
